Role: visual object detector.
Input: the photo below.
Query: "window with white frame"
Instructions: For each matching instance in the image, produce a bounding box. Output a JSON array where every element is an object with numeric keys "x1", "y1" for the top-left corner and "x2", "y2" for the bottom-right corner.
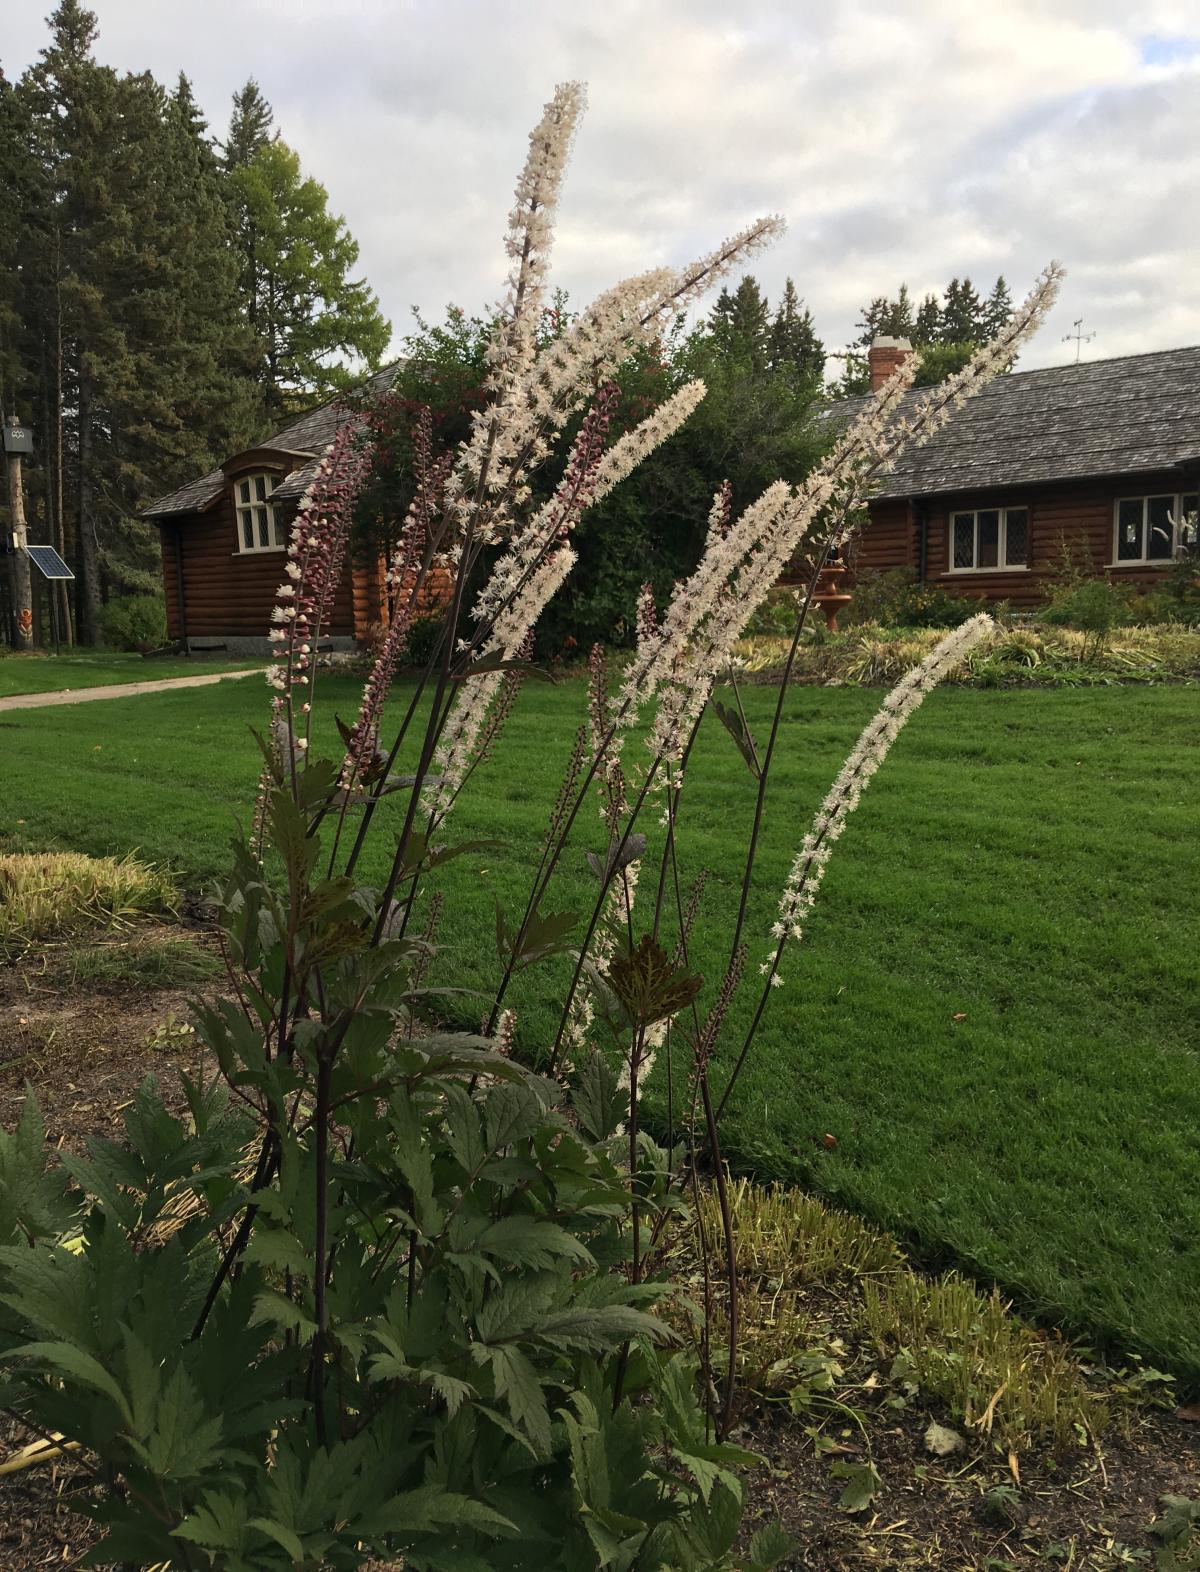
[
  {"x1": 949, "y1": 506, "x2": 1029, "y2": 572},
  {"x1": 1113, "y1": 492, "x2": 1198, "y2": 565},
  {"x1": 234, "y1": 473, "x2": 283, "y2": 552}
]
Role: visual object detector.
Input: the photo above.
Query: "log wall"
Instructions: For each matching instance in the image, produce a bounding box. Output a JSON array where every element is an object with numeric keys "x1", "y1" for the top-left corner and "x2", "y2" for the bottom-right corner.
[
  {"x1": 159, "y1": 490, "x2": 356, "y2": 645},
  {"x1": 852, "y1": 470, "x2": 1194, "y2": 606}
]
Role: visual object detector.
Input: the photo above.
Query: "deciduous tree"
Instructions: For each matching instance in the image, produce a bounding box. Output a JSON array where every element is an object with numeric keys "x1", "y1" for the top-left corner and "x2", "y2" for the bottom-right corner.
[{"x1": 223, "y1": 101, "x2": 391, "y2": 415}]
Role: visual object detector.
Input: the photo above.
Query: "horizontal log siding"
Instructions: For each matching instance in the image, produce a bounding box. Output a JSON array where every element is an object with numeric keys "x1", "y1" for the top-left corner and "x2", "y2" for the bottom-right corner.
[
  {"x1": 851, "y1": 470, "x2": 1192, "y2": 607},
  {"x1": 850, "y1": 499, "x2": 913, "y2": 573},
  {"x1": 159, "y1": 493, "x2": 355, "y2": 642}
]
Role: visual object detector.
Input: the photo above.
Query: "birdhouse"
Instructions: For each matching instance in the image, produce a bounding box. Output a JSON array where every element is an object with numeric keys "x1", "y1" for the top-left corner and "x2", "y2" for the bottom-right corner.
[{"x1": 3, "y1": 420, "x2": 33, "y2": 455}]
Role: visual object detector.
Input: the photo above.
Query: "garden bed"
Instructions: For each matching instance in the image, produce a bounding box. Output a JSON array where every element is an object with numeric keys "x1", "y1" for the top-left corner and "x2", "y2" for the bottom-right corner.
[
  {"x1": 2, "y1": 925, "x2": 1200, "y2": 1570},
  {"x1": 734, "y1": 621, "x2": 1200, "y2": 687}
]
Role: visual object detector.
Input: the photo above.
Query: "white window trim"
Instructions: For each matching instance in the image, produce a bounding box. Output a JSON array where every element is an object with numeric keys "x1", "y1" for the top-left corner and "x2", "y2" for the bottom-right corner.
[
  {"x1": 234, "y1": 472, "x2": 284, "y2": 554},
  {"x1": 947, "y1": 505, "x2": 1031, "y2": 574},
  {"x1": 1109, "y1": 492, "x2": 1198, "y2": 568}
]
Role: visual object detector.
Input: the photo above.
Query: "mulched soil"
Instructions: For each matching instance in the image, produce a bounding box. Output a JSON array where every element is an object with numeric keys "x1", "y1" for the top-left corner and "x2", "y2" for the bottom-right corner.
[
  {"x1": 0, "y1": 924, "x2": 217, "y2": 1154},
  {"x1": 738, "y1": 1402, "x2": 1200, "y2": 1569},
  {"x1": 2, "y1": 929, "x2": 1198, "y2": 1570}
]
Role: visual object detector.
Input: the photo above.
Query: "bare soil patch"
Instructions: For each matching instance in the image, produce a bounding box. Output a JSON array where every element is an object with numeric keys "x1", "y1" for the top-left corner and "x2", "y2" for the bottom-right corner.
[{"x1": 738, "y1": 1401, "x2": 1200, "y2": 1569}]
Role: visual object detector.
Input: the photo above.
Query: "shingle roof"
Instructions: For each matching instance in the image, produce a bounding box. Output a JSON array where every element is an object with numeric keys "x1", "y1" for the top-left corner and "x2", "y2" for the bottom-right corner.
[
  {"x1": 835, "y1": 344, "x2": 1200, "y2": 501},
  {"x1": 142, "y1": 363, "x2": 402, "y2": 518}
]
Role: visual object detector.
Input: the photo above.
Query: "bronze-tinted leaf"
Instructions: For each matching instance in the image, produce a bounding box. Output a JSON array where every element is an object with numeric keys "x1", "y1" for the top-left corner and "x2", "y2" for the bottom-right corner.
[{"x1": 606, "y1": 933, "x2": 703, "y2": 1030}]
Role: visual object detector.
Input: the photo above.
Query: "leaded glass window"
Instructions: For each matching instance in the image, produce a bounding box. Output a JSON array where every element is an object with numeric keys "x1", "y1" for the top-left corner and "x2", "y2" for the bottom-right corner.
[
  {"x1": 948, "y1": 507, "x2": 1030, "y2": 572},
  {"x1": 235, "y1": 473, "x2": 283, "y2": 553},
  {"x1": 1005, "y1": 508, "x2": 1029, "y2": 566}
]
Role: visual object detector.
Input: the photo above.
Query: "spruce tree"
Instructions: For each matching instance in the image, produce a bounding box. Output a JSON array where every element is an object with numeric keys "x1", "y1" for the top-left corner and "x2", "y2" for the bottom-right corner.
[
  {"x1": 889, "y1": 282, "x2": 915, "y2": 338},
  {"x1": 913, "y1": 291, "x2": 941, "y2": 345},
  {"x1": 708, "y1": 286, "x2": 735, "y2": 332},
  {"x1": 19, "y1": 5, "x2": 265, "y2": 639},
  {"x1": 19, "y1": 0, "x2": 119, "y2": 640},
  {"x1": 852, "y1": 285, "x2": 915, "y2": 349},
  {"x1": 0, "y1": 69, "x2": 25, "y2": 418},
  {"x1": 711, "y1": 275, "x2": 771, "y2": 368},
  {"x1": 173, "y1": 72, "x2": 215, "y2": 166},
  {"x1": 223, "y1": 78, "x2": 273, "y2": 168},
  {"x1": 983, "y1": 275, "x2": 1013, "y2": 337},
  {"x1": 853, "y1": 294, "x2": 894, "y2": 349},
  {"x1": 939, "y1": 276, "x2": 984, "y2": 343},
  {"x1": 767, "y1": 278, "x2": 825, "y2": 381}
]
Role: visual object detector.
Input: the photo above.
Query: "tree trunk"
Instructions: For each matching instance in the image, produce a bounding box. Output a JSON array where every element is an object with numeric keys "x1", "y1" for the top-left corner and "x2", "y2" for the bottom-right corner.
[
  {"x1": 77, "y1": 375, "x2": 103, "y2": 646},
  {"x1": 54, "y1": 278, "x2": 74, "y2": 645},
  {"x1": 5, "y1": 442, "x2": 33, "y2": 651}
]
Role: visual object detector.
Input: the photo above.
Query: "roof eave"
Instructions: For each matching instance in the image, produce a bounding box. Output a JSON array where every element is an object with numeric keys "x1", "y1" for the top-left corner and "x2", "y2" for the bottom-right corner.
[{"x1": 871, "y1": 454, "x2": 1200, "y2": 503}]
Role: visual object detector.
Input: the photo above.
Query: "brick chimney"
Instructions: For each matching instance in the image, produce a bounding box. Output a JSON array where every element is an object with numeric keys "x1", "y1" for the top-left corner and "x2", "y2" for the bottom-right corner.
[{"x1": 867, "y1": 335, "x2": 915, "y2": 392}]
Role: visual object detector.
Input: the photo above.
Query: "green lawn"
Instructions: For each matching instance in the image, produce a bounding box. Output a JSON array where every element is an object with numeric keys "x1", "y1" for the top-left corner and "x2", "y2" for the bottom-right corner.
[
  {"x1": 2, "y1": 672, "x2": 1198, "y2": 1381},
  {"x1": 0, "y1": 651, "x2": 264, "y2": 698}
]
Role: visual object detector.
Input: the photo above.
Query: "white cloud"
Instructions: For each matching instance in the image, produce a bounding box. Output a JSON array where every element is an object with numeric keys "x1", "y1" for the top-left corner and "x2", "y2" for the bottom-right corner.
[{"x1": 7, "y1": 0, "x2": 1200, "y2": 371}]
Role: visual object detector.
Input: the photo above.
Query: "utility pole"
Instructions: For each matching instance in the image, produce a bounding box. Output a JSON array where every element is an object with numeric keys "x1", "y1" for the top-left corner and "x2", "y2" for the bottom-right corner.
[{"x1": 4, "y1": 415, "x2": 33, "y2": 651}]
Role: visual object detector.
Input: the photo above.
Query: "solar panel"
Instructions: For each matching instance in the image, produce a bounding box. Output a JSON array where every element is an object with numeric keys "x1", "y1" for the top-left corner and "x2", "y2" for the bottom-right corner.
[{"x1": 24, "y1": 544, "x2": 74, "y2": 580}]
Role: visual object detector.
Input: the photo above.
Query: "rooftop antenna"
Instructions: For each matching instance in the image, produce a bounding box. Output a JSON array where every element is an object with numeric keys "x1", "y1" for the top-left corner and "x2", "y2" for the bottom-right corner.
[{"x1": 1062, "y1": 317, "x2": 1095, "y2": 363}]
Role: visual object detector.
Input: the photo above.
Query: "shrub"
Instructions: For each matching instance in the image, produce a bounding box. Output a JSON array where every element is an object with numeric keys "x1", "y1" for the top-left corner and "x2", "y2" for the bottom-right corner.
[
  {"x1": 1041, "y1": 576, "x2": 1130, "y2": 654},
  {"x1": 99, "y1": 592, "x2": 169, "y2": 651},
  {"x1": 844, "y1": 566, "x2": 984, "y2": 629},
  {"x1": 0, "y1": 851, "x2": 175, "y2": 944},
  {"x1": 1127, "y1": 551, "x2": 1200, "y2": 625},
  {"x1": 404, "y1": 610, "x2": 445, "y2": 669}
]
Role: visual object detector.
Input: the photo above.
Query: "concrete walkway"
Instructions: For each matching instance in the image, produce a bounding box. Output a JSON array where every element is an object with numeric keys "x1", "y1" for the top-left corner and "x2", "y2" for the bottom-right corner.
[{"x1": 0, "y1": 667, "x2": 266, "y2": 713}]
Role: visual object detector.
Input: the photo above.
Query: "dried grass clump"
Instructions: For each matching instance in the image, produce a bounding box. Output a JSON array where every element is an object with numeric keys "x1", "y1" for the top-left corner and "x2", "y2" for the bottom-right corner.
[
  {"x1": 695, "y1": 1180, "x2": 902, "y2": 1379},
  {"x1": 0, "y1": 851, "x2": 175, "y2": 944},
  {"x1": 696, "y1": 1181, "x2": 1106, "y2": 1452},
  {"x1": 713, "y1": 1178, "x2": 903, "y2": 1285},
  {"x1": 861, "y1": 1270, "x2": 1106, "y2": 1451}
]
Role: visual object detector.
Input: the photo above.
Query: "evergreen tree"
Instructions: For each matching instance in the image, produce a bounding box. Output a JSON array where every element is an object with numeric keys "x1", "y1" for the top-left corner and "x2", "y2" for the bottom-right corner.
[
  {"x1": 851, "y1": 285, "x2": 916, "y2": 350},
  {"x1": 767, "y1": 278, "x2": 825, "y2": 381},
  {"x1": 18, "y1": 3, "x2": 263, "y2": 640},
  {"x1": 172, "y1": 72, "x2": 214, "y2": 166},
  {"x1": 913, "y1": 291, "x2": 941, "y2": 344},
  {"x1": 852, "y1": 293, "x2": 894, "y2": 350},
  {"x1": 223, "y1": 77, "x2": 273, "y2": 168},
  {"x1": 708, "y1": 285, "x2": 734, "y2": 332},
  {"x1": 711, "y1": 275, "x2": 771, "y2": 367},
  {"x1": 939, "y1": 276, "x2": 984, "y2": 343},
  {"x1": 911, "y1": 342, "x2": 977, "y2": 387},
  {"x1": 0, "y1": 70, "x2": 25, "y2": 417},
  {"x1": 225, "y1": 131, "x2": 391, "y2": 414},
  {"x1": 983, "y1": 274, "x2": 1013, "y2": 337},
  {"x1": 728, "y1": 276, "x2": 770, "y2": 348},
  {"x1": 19, "y1": 0, "x2": 119, "y2": 639},
  {"x1": 889, "y1": 282, "x2": 915, "y2": 338}
]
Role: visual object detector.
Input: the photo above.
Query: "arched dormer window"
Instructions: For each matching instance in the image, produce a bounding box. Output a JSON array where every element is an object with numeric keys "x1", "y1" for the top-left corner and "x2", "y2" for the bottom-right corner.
[{"x1": 235, "y1": 473, "x2": 283, "y2": 552}]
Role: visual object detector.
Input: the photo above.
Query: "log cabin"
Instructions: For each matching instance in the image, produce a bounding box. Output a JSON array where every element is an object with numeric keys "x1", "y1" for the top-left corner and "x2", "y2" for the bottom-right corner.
[
  {"x1": 143, "y1": 367, "x2": 448, "y2": 654},
  {"x1": 844, "y1": 339, "x2": 1200, "y2": 606}
]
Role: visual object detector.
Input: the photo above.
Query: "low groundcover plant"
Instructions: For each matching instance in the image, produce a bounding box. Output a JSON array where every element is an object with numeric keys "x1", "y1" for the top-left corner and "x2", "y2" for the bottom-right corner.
[{"x1": 0, "y1": 83, "x2": 1060, "y2": 1569}]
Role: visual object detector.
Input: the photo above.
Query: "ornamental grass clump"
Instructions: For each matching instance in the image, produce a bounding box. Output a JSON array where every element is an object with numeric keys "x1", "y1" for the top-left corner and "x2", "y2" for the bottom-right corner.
[
  {"x1": 0, "y1": 850, "x2": 174, "y2": 944},
  {"x1": 0, "y1": 84, "x2": 1061, "y2": 1570}
]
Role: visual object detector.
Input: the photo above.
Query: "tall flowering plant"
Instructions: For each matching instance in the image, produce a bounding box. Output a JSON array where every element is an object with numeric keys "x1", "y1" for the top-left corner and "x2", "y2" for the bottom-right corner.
[{"x1": 0, "y1": 82, "x2": 1060, "y2": 1571}]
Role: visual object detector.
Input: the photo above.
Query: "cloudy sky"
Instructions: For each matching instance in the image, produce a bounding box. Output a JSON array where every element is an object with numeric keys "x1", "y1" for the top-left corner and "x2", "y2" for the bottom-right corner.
[{"x1": 9, "y1": 0, "x2": 1200, "y2": 374}]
